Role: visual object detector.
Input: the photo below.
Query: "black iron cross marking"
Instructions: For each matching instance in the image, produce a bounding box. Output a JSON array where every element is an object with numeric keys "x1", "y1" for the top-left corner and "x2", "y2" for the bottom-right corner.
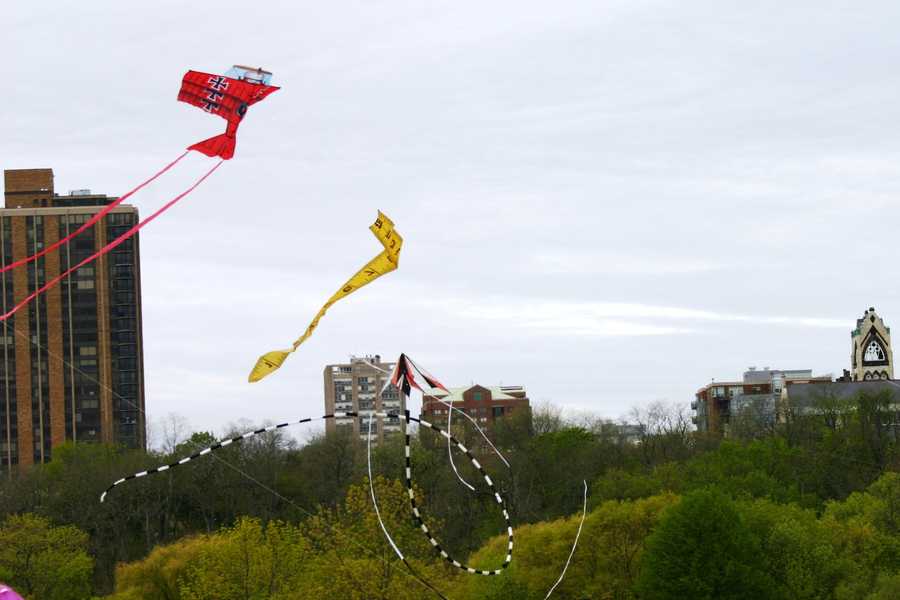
[{"x1": 208, "y1": 76, "x2": 229, "y2": 91}]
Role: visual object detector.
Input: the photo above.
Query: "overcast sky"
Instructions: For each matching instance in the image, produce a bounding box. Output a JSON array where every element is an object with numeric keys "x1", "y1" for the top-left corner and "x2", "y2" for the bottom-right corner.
[{"x1": 4, "y1": 1, "x2": 900, "y2": 441}]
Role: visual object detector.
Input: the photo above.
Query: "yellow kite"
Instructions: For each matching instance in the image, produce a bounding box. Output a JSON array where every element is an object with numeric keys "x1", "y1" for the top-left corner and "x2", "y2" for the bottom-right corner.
[{"x1": 248, "y1": 211, "x2": 402, "y2": 383}]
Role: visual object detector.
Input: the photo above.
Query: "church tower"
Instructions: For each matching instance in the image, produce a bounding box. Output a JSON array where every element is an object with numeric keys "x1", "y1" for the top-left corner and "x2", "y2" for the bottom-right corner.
[{"x1": 851, "y1": 307, "x2": 893, "y2": 381}]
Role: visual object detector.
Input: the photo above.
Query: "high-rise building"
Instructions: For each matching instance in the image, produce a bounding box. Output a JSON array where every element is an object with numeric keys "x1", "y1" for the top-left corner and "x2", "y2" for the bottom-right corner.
[
  {"x1": 1, "y1": 168, "x2": 145, "y2": 471},
  {"x1": 323, "y1": 355, "x2": 403, "y2": 442}
]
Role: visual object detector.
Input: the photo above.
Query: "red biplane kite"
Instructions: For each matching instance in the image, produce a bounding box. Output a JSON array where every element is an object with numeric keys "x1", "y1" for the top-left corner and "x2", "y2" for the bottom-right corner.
[{"x1": 178, "y1": 65, "x2": 279, "y2": 159}]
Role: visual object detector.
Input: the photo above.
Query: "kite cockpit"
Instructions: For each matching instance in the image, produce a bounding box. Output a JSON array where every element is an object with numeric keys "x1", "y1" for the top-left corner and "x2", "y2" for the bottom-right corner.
[{"x1": 225, "y1": 65, "x2": 273, "y2": 85}]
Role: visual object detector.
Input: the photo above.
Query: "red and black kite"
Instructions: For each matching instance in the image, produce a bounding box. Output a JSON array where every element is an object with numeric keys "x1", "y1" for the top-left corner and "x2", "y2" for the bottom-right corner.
[
  {"x1": 178, "y1": 66, "x2": 279, "y2": 159},
  {"x1": 390, "y1": 353, "x2": 448, "y2": 397}
]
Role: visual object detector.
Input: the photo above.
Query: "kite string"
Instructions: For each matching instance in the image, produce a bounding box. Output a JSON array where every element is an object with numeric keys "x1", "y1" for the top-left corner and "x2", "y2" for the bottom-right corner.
[
  {"x1": 367, "y1": 361, "x2": 473, "y2": 492},
  {"x1": 544, "y1": 480, "x2": 588, "y2": 599},
  {"x1": 366, "y1": 409, "x2": 405, "y2": 561},
  {"x1": 363, "y1": 410, "x2": 450, "y2": 600},
  {"x1": 0, "y1": 151, "x2": 189, "y2": 274},
  {"x1": 366, "y1": 410, "x2": 448, "y2": 600},
  {"x1": 370, "y1": 362, "x2": 473, "y2": 491},
  {"x1": 364, "y1": 356, "x2": 510, "y2": 476},
  {"x1": 402, "y1": 355, "x2": 511, "y2": 470},
  {"x1": 442, "y1": 390, "x2": 475, "y2": 492},
  {"x1": 0, "y1": 159, "x2": 224, "y2": 321},
  {"x1": 204, "y1": 439, "x2": 447, "y2": 600},
  {"x1": 101, "y1": 412, "x2": 511, "y2": 587}
]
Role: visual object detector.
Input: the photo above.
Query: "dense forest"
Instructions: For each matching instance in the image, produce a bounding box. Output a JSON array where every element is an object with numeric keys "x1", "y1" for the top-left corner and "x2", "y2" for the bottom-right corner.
[{"x1": 3, "y1": 389, "x2": 900, "y2": 599}]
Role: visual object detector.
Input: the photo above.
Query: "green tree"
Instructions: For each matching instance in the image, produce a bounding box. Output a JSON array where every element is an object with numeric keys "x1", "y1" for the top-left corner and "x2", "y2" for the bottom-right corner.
[
  {"x1": 867, "y1": 572, "x2": 900, "y2": 600},
  {"x1": 738, "y1": 498, "x2": 846, "y2": 599},
  {"x1": 178, "y1": 518, "x2": 311, "y2": 600},
  {"x1": 0, "y1": 513, "x2": 93, "y2": 600},
  {"x1": 463, "y1": 493, "x2": 677, "y2": 600},
  {"x1": 110, "y1": 535, "x2": 208, "y2": 600},
  {"x1": 823, "y1": 472, "x2": 900, "y2": 597},
  {"x1": 636, "y1": 489, "x2": 776, "y2": 600},
  {"x1": 299, "y1": 477, "x2": 457, "y2": 600}
]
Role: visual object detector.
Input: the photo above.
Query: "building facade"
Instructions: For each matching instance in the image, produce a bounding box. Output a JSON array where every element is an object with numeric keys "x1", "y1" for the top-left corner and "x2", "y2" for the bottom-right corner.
[
  {"x1": 694, "y1": 308, "x2": 897, "y2": 435},
  {"x1": 421, "y1": 384, "x2": 530, "y2": 427},
  {"x1": 851, "y1": 307, "x2": 893, "y2": 381},
  {"x1": 783, "y1": 308, "x2": 898, "y2": 415},
  {"x1": 1, "y1": 168, "x2": 146, "y2": 471},
  {"x1": 323, "y1": 355, "x2": 403, "y2": 442},
  {"x1": 693, "y1": 367, "x2": 830, "y2": 434}
]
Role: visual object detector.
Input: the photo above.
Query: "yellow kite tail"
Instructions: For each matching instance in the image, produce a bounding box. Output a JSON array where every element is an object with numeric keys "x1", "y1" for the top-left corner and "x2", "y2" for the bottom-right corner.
[{"x1": 248, "y1": 211, "x2": 402, "y2": 383}]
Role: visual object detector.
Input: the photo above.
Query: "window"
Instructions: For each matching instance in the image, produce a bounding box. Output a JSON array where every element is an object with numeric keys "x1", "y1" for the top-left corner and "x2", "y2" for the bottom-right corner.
[
  {"x1": 473, "y1": 391, "x2": 482, "y2": 401},
  {"x1": 118, "y1": 384, "x2": 138, "y2": 397},
  {"x1": 113, "y1": 305, "x2": 134, "y2": 317},
  {"x1": 76, "y1": 280, "x2": 94, "y2": 290},
  {"x1": 108, "y1": 213, "x2": 134, "y2": 225},
  {"x1": 865, "y1": 340, "x2": 886, "y2": 362}
]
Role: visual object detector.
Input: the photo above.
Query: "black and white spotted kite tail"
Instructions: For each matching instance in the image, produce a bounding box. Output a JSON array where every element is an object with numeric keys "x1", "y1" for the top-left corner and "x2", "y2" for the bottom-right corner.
[
  {"x1": 402, "y1": 410, "x2": 514, "y2": 574},
  {"x1": 100, "y1": 410, "x2": 514, "y2": 574},
  {"x1": 362, "y1": 411, "x2": 452, "y2": 600},
  {"x1": 386, "y1": 353, "x2": 512, "y2": 493},
  {"x1": 99, "y1": 416, "x2": 322, "y2": 502}
]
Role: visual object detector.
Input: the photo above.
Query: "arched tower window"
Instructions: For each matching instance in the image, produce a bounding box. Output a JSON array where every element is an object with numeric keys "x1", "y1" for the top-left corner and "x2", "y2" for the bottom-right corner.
[{"x1": 865, "y1": 340, "x2": 886, "y2": 362}]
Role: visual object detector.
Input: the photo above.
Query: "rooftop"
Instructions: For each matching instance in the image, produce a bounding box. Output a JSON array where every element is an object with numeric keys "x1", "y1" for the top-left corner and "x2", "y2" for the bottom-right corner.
[
  {"x1": 425, "y1": 385, "x2": 527, "y2": 404},
  {"x1": 785, "y1": 380, "x2": 900, "y2": 407}
]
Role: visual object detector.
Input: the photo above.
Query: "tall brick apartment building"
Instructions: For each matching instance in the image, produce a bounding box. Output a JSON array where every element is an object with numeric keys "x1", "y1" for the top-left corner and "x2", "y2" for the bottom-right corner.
[
  {"x1": 323, "y1": 355, "x2": 404, "y2": 442},
  {"x1": 1, "y1": 168, "x2": 145, "y2": 471}
]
